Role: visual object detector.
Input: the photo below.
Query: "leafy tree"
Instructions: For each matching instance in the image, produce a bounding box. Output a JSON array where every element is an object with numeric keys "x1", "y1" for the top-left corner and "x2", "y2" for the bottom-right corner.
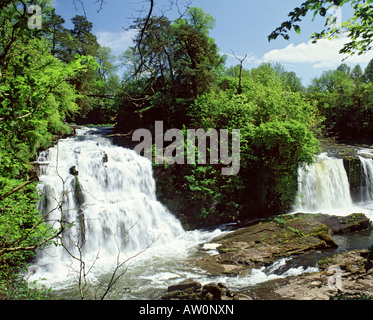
[
  {"x1": 42, "y1": 8, "x2": 66, "y2": 57},
  {"x1": 308, "y1": 62, "x2": 373, "y2": 142},
  {"x1": 337, "y1": 63, "x2": 351, "y2": 76},
  {"x1": 350, "y1": 64, "x2": 363, "y2": 84},
  {"x1": 158, "y1": 65, "x2": 320, "y2": 224},
  {"x1": 269, "y1": 0, "x2": 373, "y2": 56},
  {"x1": 224, "y1": 64, "x2": 250, "y2": 80},
  {"x1": 115, "y1": 7, "x2": 225, "y2": 131},
  {"x1": 64, "y1": 16, "x2": 101, "y2": 116},
  {"x1": 0, "y1": 0, "x2": 97, "y2": 298},
  {"x1": 364, "y1": 58, "x2": 373, "y2": 82},
  {"x1": 85, "y1": 46, "x2": 120, "y2": 124}
]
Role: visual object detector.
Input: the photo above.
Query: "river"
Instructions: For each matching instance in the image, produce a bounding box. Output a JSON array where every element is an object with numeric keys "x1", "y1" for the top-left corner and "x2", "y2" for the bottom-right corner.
[{"x1": 27, "y1": 127, "x2": 373, "y2": 300}]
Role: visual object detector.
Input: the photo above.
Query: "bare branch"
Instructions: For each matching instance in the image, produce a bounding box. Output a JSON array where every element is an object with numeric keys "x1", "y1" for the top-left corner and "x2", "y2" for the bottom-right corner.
[
  {"x1": 94, "y1": 0, "x2": 106, "y2": 13},
  {"x1": 99, "y1": 233, "x2": 158, "y2": 300},
  {"x1": 134, "y1": 0, "x2": 154, "y2": 76},
  {"x1": 230, "y1": 50, "x2": 248, "y2": 94},
  {"x1": 72, "y1": 0, "x2": 87, "y2": 17},
  {"x1": 0, "y1": 178, "x2": 38, "y2": 202}
]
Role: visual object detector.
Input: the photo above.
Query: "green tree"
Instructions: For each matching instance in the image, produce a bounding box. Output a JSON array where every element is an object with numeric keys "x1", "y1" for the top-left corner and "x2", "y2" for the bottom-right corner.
[
  {"x1": 350, "y1": 64, "x2": 363, "y2": 84},
  {"x1": 268, "y1": 62, "x2": 305, "y2": 92},
  {"x1": 0, "y1": 0, "x2": 96, "y2": 298},
  {"x1": 115, "y1": 7, "x2": 225, "y2": 131},
  {"x1": 364, "y1": 58, "x2": 373, "y2": 82},
  {"x1": 337, "y1": 63, "x2": 351, "y2": 76},
  {"x1": 269, "y1": 0, "x2": 373, "y2": 56},
  {"x1": 160, "y1": 65, "x2": 320, "y2": 224},
  {"x1": 86, "y1": 46, "x2": 120, "y2": 124},
  {"x1": 56, "y1": 15, "x2": 100, "y2": 117},
  {"x1": 308, "y1": 63, "x2": 373, "y2": 141},
  {"x1": 42, "y1": 8, "x2": 66, "y2": 57},
  {"x1": 224, "y1": 64, "x2": 250, "y2": 80}
]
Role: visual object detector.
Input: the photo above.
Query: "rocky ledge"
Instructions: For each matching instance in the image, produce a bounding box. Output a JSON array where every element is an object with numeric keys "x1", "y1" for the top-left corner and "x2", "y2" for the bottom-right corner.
[
  {"x1": 162, "y1": 213, "x2": 372, "y2": 300},
  {"x1": 194, "y1": 213, "x2": 371, "y2": 277},
  {"x1": 162, "y1": 280, "x2": 251, "y2": 300},
  {"x1": 258, "y1": 249, "x2": 373, "y2": 300}
]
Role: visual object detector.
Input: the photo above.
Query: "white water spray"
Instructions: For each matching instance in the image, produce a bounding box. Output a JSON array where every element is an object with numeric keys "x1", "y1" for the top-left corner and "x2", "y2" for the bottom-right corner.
[
  {"x1": 30, "y1": 127, "x2": 222, "y2": 286},
  {"x1": 358, "y1": 156, "x2": 373, "y2": 202},
  {"x1": 294, "y1": 153, "x2": 353, "y2": 212},
  {"x1": 294, "y1": 152, "x2": 373, "y2": 220}
]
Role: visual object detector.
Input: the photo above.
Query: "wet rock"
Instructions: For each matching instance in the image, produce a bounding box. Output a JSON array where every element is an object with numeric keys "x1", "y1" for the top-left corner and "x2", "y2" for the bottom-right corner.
[
  {"x1": 102, "y1": 152, "x2": 108, "y2": 163},
  {"x1": 201, "y1": 284, "x2": 224, "y2": 300},
  {"x1": 69, "y1": 166, "x2": 79, "y2": 176},
  {"x1": 74, "y1": 177, "x2": 85, "y2": 206},
  {"x1": 162, "y1": 281, "x2": 251, "y2": 300},
  {"x1": 272, "y1": 250, "x2": 373, "y2": 300},
  {"x1": 319, "y1": 213, "x2": 372, "y2": 234},
  {"x1": 167, "y1": 279, "x2": 201, "y2": 293},
  {"x1": 193, "y1": 213, "x2": 371, "y2": 278}
]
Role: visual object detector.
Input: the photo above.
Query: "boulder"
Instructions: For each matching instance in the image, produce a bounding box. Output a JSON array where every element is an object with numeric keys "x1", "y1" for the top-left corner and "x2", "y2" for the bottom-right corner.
[
  {"x1": 102, "y1": 152, "x2": 108, "y2": 163},
  {"x1": 167, "y1": 279, "x2": 201, "y2": 293},
  {"x1": 318, "y1": 213, "x2": 372, "y2": 234},
  {"x1": 69, "y1": 166, "x2": 79, "y2": 176},
  {"x1": 272, "y1": 250, "x2": 373, "y2": 300},
  {"x1": 162, "y1": 281, "x2": 251, "y2": 300}
]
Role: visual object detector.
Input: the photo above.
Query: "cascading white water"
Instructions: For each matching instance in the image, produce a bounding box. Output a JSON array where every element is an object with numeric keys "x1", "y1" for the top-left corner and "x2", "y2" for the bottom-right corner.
[
  {"x1": 30, "y1": 127, "x2": 222, "y2": 287},
  {"x1": 29, "y1": 130, "x2": 373, "y2": 299},
  {"x1": 294, "y1": 153, "x2": 353, "y2": 212},
  {"x1": 358, "y1": 155, "x2": 373, "y2": 202},
  {"x1": 294, "y1": 151, "x2": 373, "y2": 222}
]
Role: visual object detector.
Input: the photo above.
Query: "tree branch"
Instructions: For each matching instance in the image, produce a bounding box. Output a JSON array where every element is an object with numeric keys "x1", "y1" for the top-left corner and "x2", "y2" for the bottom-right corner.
[
  {"x1": 230, "y1": 50, "x2": 248, "y2": 94},
  {"x1": 0, "y1": 178, "x2": 38, "y2": 202}
]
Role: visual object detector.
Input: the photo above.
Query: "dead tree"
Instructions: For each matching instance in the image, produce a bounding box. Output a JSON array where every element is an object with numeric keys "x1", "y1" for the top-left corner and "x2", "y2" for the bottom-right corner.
[{"x1": 230, "y1": 50, "x2": 248, "y2": 94}]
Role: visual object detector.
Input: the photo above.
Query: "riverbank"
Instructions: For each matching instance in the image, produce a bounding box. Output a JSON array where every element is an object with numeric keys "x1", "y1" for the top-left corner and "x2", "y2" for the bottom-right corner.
[{"x1": 163, "y1": 213, "x2": 373, "y2": 300}]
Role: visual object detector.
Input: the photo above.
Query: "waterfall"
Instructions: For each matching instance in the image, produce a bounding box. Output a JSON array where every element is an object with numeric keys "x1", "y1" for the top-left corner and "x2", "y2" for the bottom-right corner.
[
  {"x1": 358, "y1": 156, "x2": 373, "y2": 202},
  {"x1": 294, "y1": 153, "x2": 353, "y2": 212},
  {"x1": 31, "y1": 127, "x2": 204, "y2": 283},
  {"x1": 295, "y1": 151, "x2": 373, "y2": 216}
]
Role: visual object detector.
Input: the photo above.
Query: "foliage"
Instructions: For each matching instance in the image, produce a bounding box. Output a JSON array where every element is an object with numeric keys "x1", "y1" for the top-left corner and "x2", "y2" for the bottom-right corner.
[
  {"x1": 115, "y1": 7, "x2": 225, "y2": 131},
  {"x1": 269, "y1": 0, "x2": 373, "y2": 56},
  {"x1": 307, "y1": 59, "x2": 373, "y2": 142},
  {"x1": 156, "y1": 63, "x2": 320, "y2": 224},
  {"x1": 41, "y1": 10, "x2": 120, "y2": 123},
  {"x1": 0, "y1": 0, "x2": 104, "y2": 299}
]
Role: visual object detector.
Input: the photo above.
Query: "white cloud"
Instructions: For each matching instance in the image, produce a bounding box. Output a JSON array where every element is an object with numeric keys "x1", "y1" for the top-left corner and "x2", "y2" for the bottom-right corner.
[
  {"x1": 262, "y1": 37, "x2": 373, "y2": 69},
  {"x1": 96, "y1": 29, "x2": 136, "y2": 53}
]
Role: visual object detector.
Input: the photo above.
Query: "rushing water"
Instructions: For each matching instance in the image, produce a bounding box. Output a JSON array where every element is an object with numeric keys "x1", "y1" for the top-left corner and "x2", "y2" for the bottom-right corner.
[
  {"x1": 293, "y1": 152, "x2": 373, "y2": 221},
  {"x1": 28, "y1": 129, "x2": 373, "y2": 299},
  {"x1": 28, "y1": 127, "x2": 227, "y2": 299},
  {"x1": 295, "y1": 153, "x2": 353, "y2": 212}
]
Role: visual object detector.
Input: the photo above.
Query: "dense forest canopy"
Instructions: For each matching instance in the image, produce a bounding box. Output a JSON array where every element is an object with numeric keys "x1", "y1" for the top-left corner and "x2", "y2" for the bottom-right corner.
[{"x1": 0, "y1": 0, "x2": 372, "y2": 299}]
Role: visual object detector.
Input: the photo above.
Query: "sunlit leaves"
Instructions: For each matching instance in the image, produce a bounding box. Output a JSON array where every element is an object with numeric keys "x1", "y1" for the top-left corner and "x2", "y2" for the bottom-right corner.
[{"x1": 269, "y1": 0, "x2": 373, "y2": 56}]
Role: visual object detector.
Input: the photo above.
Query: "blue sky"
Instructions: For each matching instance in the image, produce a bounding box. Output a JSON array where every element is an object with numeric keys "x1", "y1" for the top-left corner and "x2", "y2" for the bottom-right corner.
[{"x1": 54, "y1": 0, "x2": 373, "y2": 86}]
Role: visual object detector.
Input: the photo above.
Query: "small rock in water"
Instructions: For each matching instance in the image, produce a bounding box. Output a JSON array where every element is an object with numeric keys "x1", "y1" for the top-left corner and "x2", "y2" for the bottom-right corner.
[
  {"x1": 162, "y1": 280, "x2": 251, "y2": 300},
  {"x1": 27, "y1": 265, "x2": 40, "y2": 275},
  {"x1": 69, "y1": 166, "x2": 79, "y2": 176}
]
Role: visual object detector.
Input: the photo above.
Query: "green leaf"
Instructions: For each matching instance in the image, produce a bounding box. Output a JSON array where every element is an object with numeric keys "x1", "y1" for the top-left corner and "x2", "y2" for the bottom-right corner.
[{"x1": 294, "y1": 25, "x2": 301, "y2": 34}]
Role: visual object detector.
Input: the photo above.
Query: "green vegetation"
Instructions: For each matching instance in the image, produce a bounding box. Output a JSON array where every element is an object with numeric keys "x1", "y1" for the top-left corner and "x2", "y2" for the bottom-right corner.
[
  {"x1": 308, "y1": 62, "x2": 373, "y2": 142},
  {"x1": 0, "y1": 0, "x2": 119, "y2": 299},
  {"x1": 1, "y1": 0, "x2": 373, "y2": 299},
  {"x1": 269, "y1": 0, "x2": 373, "y2": 56}
]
